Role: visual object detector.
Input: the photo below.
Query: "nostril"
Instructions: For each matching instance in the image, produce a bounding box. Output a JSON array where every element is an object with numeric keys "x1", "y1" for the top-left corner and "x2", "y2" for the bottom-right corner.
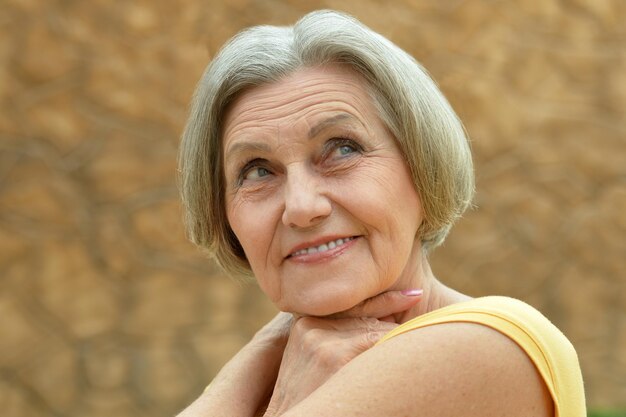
[
  {"x1": 282, "y1": 199, "x2": 332, "y2": 229},
  {"x1": 282, "y1": 170, "x2": 332, "y2": 228}
]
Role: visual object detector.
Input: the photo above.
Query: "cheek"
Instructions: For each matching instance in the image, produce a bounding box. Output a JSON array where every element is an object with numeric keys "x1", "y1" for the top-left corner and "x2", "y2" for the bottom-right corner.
[
  {"x1": 344, "y1": 161, "x2": 422, "y2": 261},
  {"x1": 228, "y1": 203, "x2": 264, "y2": 260},
  {"x1": 228, "y1": 204, "x2": 280, "y2": 301},
  {"x1": 344, "y1": 159, "x2": 421, "y2": 227},
  {"x1": 390, "y1": 177, "x2": 423, "y2": 241},
  {"x1": 226, "y1": 197, "x2": 252, "y2": 255},
  {"x1": 226, "y1": 196, "x2": 281, "y2": 294}
]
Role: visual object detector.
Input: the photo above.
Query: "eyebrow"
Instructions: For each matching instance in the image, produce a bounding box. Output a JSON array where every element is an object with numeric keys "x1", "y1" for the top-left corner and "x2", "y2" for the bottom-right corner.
[
  {"x1": 225, "y1": 141, "x2": 272, "y2": 161},
  {"x1": 225, "y1": 113, "x2": 358, "y2": 162},
  {"x1": 308, "y1": 113, "x2": 356, "y2": 139}
]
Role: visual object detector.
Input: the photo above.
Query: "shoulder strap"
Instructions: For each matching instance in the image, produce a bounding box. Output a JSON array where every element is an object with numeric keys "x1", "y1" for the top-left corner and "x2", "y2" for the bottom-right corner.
[{"x1": 376, "y1": 296, "x2": 586, "y2": 417}]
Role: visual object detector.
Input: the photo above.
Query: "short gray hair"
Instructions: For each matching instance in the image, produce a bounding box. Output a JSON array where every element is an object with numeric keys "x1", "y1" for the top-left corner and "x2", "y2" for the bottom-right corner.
[{"x1": 179, "y1": 10, "x2": 474, "y2": 277}]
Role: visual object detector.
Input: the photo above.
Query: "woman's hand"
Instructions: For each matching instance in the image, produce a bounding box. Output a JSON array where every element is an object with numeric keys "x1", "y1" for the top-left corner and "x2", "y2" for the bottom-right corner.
[
  {"x1": 263, "y1": 289, "x2": 422, "y2": 417},
  {"x1": 177, "y1": 312, "x2": 293, "y2": 417},
  {"x1": 251, "y1": 310, "x2": 294, "y2": 350}
]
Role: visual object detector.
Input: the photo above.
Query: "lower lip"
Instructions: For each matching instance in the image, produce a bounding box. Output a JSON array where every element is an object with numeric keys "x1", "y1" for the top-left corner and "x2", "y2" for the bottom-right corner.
[{"x1": 287, "y1": 237, "x2": 359, "y2": 264}]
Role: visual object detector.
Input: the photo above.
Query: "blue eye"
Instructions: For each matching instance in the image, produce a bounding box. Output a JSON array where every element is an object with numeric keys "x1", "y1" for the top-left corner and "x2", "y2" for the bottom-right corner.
[
  {"x1": 338, "y1": 144, "x2": 356, "y2": 155},
  {"x1": 244, "y1": 166, "x2": 271, "y2": 180},
  {"x1": 238, "y1": 158, "x2": 273, "y2": 184},
  {"x1": 327, "y1": 138, "x2": 362, "y2": 159}
]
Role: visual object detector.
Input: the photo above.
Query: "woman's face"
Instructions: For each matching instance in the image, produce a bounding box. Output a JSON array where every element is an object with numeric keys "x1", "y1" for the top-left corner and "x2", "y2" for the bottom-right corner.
[{"x1": 222, "y1": 65, "x2": 423, "y2": 316}]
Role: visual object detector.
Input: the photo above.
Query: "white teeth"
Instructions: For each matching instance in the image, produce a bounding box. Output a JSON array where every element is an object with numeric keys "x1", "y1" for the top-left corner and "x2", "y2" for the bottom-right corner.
[{"x1": 291, "y1": 237, "x2": 354, "y2": 257}]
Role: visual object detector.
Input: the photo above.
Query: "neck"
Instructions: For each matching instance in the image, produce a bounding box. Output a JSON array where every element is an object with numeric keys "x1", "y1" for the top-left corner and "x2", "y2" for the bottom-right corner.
[{"x1": 390, "y1": 246, "x2": 471, "y2": 324}]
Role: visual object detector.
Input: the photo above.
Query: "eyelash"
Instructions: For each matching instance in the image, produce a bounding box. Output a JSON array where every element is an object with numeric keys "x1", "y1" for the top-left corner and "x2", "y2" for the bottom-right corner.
[
  {"x1": 235, "y1": 136, "x2": 364, "y2": 185},
  {"x1": 323, "y1": 136, "x2": 363, "y2": 159},
  {"x1": 237, "y1": 158, "x2": 270, "y2": 185}
]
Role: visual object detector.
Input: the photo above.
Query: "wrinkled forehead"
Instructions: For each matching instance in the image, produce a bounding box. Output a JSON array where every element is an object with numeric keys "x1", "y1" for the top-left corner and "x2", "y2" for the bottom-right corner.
[{"x1": 220, "y1": 65, "x2": 380, "y2": 153}]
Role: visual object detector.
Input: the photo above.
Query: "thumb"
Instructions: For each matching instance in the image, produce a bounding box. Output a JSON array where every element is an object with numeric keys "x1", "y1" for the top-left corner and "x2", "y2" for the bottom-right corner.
[{"x1": 327, "y1": 289, "x2": 423, "y2": 320}]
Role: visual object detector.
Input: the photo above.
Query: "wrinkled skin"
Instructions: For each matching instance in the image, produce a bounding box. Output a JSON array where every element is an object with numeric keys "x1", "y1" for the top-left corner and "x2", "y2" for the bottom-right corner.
[{"x1": 260, "y1": 290, "x2": 423, "y2": 416}]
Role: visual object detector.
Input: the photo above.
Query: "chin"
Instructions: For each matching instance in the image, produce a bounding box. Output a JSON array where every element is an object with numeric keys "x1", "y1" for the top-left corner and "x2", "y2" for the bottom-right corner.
[{"x1": 284, "y1": 289, "x2": 367, "y2": 317}]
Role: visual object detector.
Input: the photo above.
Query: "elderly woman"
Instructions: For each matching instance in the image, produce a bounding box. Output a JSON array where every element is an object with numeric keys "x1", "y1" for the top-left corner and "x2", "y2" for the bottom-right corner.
[{"x1": 177, "y1": 10, "x2": 585, "y2": 417}]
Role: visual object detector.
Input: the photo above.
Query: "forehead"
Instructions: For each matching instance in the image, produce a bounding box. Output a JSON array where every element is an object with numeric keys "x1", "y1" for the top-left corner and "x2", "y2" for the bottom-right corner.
[{"x1": 221, "y1": 65, "x2": 380, "y2": 149}]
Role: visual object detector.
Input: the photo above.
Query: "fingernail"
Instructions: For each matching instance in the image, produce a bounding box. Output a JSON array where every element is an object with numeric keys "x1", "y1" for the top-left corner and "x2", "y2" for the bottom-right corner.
[{"x1": 401, "y1": 288, "x2": 423, "y2": 296}]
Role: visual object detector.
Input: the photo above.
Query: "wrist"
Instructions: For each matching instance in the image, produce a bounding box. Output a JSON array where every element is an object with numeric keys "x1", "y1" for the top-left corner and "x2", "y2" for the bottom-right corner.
[{"x1": 250, "y1": 312, "x2": 292, "y2": 350}]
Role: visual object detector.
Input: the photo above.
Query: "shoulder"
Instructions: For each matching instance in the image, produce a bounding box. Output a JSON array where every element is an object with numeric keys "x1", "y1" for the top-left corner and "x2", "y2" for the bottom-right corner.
[
  {"x1": 384, "y1": 296, "x2": 585, "y2": 409},
  {"x1": 383, "y1": 295, "x2": 580, "y2": 365},
  {"x1": 285, "y1": 298, "x2": 555, "y2": 417},
  {"x1": 364, "y1": 320, "x2": 553, "y2": 416}
]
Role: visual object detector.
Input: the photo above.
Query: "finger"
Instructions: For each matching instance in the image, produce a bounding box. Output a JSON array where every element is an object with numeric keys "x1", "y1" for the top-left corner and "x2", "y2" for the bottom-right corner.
[
  {"x1": 327, "y1": 289, "x2": 423, "y2": 320},
  {"x1": 291, "y1": 315, "x2": 382, "y2": 337},
  {"x1": 329, "y1": 317, "x2": 398, "y2": 333},
  {"x1": 355, "y1": 326, "x2": 399, "y2": 351},
  {"x1": 367, "y1": 328, "x2": 395, "y2": 345},
  {"x1": 379, "y1": 314, "x2": 395, "y2": 323}
]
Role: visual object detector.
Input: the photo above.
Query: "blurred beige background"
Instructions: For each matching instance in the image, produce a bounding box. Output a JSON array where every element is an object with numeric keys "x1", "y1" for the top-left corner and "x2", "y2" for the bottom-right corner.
[{"x1": 1, "y1": 0, "x2": 624, "y2": 416}]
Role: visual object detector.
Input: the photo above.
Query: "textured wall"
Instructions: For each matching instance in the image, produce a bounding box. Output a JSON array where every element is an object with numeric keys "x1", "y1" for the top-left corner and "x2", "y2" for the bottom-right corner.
[{"x1": 1, "y1": 0, "x2": 624, "y2": 416}]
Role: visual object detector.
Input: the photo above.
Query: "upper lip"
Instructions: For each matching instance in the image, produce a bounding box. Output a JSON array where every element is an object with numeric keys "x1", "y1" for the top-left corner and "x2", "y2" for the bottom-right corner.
[{"x1": 285, "y1": 235, "x2": 356, "y2": 258}]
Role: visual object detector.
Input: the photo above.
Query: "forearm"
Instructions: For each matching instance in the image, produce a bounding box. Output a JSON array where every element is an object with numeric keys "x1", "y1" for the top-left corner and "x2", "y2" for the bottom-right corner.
[
  {"x1": 177, "y1": 314, "x2": 291, "y2": 417},
  {"x1": 178, "y1": 345, "x2": 280, "y2": 416}
]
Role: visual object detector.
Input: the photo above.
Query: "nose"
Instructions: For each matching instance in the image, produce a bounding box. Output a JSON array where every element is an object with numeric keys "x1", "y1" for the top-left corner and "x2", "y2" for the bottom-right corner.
[{"x1": 281, "y1": 166, "x2": 331, "y2": 229}]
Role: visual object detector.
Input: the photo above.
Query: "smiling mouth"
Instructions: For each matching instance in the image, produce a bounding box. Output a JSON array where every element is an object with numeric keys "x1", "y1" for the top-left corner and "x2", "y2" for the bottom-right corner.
[{"x1": 288, "y1": 236, "x2": 357, "y2": 258}]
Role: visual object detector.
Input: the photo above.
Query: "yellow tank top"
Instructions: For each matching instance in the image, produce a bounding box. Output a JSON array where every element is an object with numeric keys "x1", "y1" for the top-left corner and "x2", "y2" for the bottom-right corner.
[{"x1": 377, "y1": 296, "x2": 586, "y2": 417}]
